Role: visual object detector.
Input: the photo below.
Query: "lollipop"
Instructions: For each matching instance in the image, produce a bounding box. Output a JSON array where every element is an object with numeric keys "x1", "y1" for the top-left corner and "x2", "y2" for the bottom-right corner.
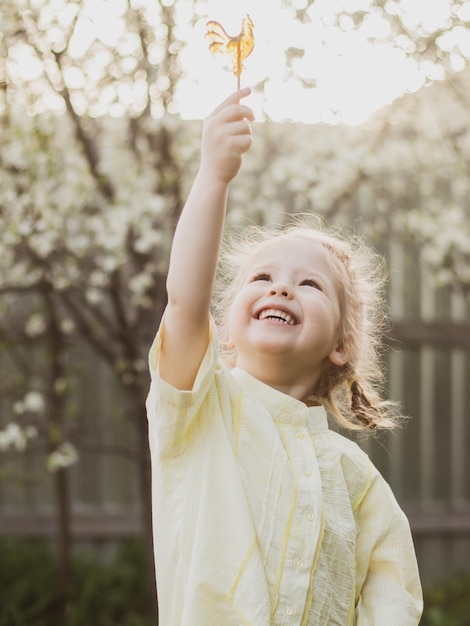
[{"x1": 206, "y1": 14, "x2": 255, "y2": 90}]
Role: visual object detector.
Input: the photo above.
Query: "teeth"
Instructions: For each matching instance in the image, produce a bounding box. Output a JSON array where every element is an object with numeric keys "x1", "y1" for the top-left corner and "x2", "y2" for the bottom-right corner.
[{"x1": 259, "y1": 308, "x2": 295, "y2": 325}]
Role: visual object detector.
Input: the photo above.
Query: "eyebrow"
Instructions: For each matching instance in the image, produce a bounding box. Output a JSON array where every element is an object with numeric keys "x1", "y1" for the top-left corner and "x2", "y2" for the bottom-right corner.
[{"x1": 247, "y1": 263, "x2": 335, "y2": 290}]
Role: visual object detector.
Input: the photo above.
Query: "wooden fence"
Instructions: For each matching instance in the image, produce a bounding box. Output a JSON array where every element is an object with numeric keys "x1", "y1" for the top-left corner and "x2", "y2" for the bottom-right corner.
[
  {"x1": 0, "y1": 233, "x2": 469, "y2": 590},
  {"x1": 367, "y1": 235, "x2": 470, "y2": 588}
]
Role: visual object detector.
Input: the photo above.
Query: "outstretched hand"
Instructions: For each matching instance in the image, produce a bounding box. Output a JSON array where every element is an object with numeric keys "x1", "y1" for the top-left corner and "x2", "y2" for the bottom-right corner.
[{"x1": 199, "y1": 88, "x2": 255, "y2": 185}]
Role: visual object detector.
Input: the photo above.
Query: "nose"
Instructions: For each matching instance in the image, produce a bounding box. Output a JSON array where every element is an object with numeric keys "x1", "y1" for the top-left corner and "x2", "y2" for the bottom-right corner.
[{"x1": 268, "y1": 283, "x2": 293, "y2": 298}]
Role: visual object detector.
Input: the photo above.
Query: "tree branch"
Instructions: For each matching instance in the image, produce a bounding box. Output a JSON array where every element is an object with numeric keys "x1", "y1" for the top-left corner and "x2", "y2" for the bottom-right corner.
[{"x1": 60, "y1": 291, "x2": 119, "y2": 366}]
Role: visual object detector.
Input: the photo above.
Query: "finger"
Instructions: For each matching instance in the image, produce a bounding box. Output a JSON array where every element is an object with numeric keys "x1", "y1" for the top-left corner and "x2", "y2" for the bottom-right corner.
[
  {"x1": 238, "y1": 134, "x2": 253, "y2": 151},
  {"x1": 226, "y1": 120, "x2": 252, "y2": 136},
  {"x1": 223, "y1": 87, "x2": 252, "y2": 107},
  {"x1": 230, "y1": 134, "x2": 253, "y2": 154},
  {"x1": 218, "y1": 104, "x2": 255, "y2": 124},
  {"x1": 211, "y1": 87, "x2": 252, "y2": 115}
]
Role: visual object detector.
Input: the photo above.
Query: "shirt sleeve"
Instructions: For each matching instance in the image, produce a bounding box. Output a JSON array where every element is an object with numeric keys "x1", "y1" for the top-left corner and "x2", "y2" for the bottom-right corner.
[
  {"x1": 145, "y1": 311, "x2": 219, "y2": 460},
  {"x1": 354, "y1": 467, "x2": 423, "y2": 625}
]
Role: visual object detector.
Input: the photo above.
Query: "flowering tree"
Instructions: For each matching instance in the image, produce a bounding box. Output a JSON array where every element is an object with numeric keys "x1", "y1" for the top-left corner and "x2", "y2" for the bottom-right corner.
[
  {"x1": 0, "y1": 0, "x2": 189, "y2": 611},
  {"x1": 285, "y1": 0, "x2": 468, "y2": 80},
  {"x1": 375, "y1": 70, "x2": 470, "y2": 292},
  {"x1": 1, "y1": 0, "x2": 469, "y2": 618}
]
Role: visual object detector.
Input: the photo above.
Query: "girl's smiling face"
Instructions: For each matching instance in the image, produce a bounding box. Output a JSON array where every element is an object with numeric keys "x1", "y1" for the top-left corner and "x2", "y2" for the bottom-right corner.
[{"x1": 228, "y1": 235, "x2": 349, "y2": 389}]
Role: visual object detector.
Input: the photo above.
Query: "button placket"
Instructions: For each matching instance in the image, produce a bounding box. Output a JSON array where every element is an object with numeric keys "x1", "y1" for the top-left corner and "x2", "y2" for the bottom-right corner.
[
  {"x1": 295, "y1": 556, "x2": 304, "y2": 569},
  {"x1": 274, "y1": 424, "x2": 323, "y2": 624}
]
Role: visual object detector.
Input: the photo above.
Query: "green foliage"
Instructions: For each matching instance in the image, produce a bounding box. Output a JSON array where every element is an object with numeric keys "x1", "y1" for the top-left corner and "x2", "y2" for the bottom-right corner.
[
  {"x1": 0, "y1": 538, "x2": 155, "y2": 626},
  {"x1": 0, "y1": 540, "x2": 61, "y2": 626},
  {"x1": 68, "y1": 538, "x2": 155, "y2": 626},
  {"x1": 422, "y1": 574, "x2": 470, "y2": 626}
]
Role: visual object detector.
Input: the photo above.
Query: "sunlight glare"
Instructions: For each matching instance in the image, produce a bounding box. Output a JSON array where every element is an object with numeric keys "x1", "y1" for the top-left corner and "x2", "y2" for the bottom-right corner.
[
  {"x1": 175, "y1": 0, "x2": 431, "y2": 125},
  {"x1": 7, "y1": 0, "x2": 460, "y2": 125}
]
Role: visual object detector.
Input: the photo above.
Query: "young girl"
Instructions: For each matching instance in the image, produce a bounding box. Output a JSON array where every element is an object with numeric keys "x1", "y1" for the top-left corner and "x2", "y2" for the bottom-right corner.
[{"x1": 146, "y1": 89, "x2": 423, "y2": 625}]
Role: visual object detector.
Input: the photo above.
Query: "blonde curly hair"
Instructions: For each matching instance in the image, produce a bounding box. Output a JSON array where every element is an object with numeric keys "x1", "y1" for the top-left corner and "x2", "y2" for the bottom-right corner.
[{"x1": 213, "y1": 216, "x2": 400, "y2": 432}]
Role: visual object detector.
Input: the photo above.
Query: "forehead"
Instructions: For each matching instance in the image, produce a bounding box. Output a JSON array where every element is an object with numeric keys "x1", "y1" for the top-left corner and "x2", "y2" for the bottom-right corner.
[{"x1": 248, "y1": 234, "x2": 338, "y2": 272}]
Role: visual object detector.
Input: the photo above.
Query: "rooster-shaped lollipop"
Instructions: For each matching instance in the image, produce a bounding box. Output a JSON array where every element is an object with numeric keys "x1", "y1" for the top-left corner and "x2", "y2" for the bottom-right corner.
[{"x1": 206, "y1": 15, "x2": 255, "y2": 90}]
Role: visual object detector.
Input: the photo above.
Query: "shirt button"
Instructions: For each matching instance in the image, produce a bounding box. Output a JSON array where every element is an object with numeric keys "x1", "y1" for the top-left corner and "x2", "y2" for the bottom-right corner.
[
  {"x1": 295, "y1": 557, "x2": 304, "y2": 569},
  {"x1": 303, "y1": 469, "x2": 312, "y2": 477},
  {"x1": 295, "y1": 429, "x2": 304, "y2": 438},
  {"x1": 286, "y1": 606, "x2": 294, "y2": 616},
  {"x1": 307, "y1": 510, "x2": 315, "y2": 521}
]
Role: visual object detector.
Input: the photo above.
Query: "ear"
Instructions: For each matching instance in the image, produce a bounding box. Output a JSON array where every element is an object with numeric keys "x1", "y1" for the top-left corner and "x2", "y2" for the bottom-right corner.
[{"x1": 328, "y1": 342, "x2": 349, "y2": 366}]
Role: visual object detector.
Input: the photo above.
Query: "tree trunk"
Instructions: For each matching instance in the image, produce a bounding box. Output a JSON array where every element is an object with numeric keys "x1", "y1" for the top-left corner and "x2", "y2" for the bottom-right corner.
[
  {"x1": 54, "y1": 467, "x2": 73, "y2": 624},
  {"x1": 43, "y1": 288, "x2": 74, "y2": 623}
]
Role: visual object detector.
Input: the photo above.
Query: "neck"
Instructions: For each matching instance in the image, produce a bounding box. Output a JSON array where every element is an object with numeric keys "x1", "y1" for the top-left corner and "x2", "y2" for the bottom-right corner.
[{"x1": 234, "y1": 353, "x2": 322, "y2": 404}]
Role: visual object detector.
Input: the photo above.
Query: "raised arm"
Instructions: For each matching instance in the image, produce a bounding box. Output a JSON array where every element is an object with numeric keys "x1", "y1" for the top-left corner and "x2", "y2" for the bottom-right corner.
[{"x1": 159, "y1": 88, "x2": 254, "y2": 390}]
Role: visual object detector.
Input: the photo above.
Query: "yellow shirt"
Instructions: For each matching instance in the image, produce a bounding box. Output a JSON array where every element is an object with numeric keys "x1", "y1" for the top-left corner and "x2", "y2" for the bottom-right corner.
[{"x1": 146, "y1": 319, "x2": 423, "y2": 626}]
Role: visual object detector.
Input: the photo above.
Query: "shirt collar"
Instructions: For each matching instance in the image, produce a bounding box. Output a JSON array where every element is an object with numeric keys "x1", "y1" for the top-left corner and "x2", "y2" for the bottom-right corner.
[{"x1": 231, "y1": 367, "x2": 329, "y2": 432}]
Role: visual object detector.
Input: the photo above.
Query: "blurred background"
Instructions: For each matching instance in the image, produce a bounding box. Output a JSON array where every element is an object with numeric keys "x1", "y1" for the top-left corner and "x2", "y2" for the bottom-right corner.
[{"x1": 0, "y1": 0, "x2": 469, "y2": 624}]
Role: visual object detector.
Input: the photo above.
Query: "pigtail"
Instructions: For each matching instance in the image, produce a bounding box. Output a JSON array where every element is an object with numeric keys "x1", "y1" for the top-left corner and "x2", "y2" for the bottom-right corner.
[
  {"x1": 317, "y1": 368, "x2": 397, "y2": 432},
  {"x1": 348, "y1": 377, "x2": 381, "y2": 430}
]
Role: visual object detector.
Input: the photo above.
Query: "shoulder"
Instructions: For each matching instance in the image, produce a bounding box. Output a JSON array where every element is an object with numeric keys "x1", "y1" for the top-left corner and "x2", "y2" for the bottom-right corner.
[
  {"x1": 148, "y1": 313, "x2": 220, "y2": 402},
  {"x1": 324, "y1": 431, "x2": 408, "y2": 520},
  {"x1": 326, "y1": 429, "x2": 372, "y2": 468},
  {"x1": 146, "y1": 314, "x2": 243, "y2": 458}
]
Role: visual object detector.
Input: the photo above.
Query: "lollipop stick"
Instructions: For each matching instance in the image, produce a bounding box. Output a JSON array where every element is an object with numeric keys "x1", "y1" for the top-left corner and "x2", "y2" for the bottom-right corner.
[{"x1": 237, "y1": 42, "x2": 241, "y2": 90}]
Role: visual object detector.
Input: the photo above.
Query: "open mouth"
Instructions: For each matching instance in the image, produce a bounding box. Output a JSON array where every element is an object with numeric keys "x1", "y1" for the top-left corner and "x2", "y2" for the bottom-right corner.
[{"x1": 258, "y1": 308, "x2": 296, "y2": 325}]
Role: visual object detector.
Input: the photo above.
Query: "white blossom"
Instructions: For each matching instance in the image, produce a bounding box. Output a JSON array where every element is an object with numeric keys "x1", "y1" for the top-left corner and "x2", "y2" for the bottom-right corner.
[
  {"x1": 89, "y1": 270, "x2": 109, "y2": 288},
  {"x1": 47, "y1": 442, "x2": 79, "y2": 472},
  {"x1": 133, "y1": 228, "x2": 164, "y2": 255},
  {"x1": 129, "y1": 272, "x2": 152, "y2": 298},
  {"x1": 86, "y1": 288, "x2": 104, "y2": 304},
  {"x1": 0, "y1": 423, "x2": 37, "y2": 452},
  {"x1": 60, "y1": 318, "x2": 76, "y2": 334},
  {"x1": 25, "y1": 313, "x2": 47, "y2": 337},
  {"x1": 23, "y1": 391, "x2": 46, "y2": 414}
]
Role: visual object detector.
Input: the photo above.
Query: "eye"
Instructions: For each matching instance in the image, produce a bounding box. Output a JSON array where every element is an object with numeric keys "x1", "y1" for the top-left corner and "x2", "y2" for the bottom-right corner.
[
  {"x1": 251, "y1": 272, "x2": 271, "y2": 282},
  {"x1": 300, "y1": 278, "x2": 322, "y2": 290}
]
